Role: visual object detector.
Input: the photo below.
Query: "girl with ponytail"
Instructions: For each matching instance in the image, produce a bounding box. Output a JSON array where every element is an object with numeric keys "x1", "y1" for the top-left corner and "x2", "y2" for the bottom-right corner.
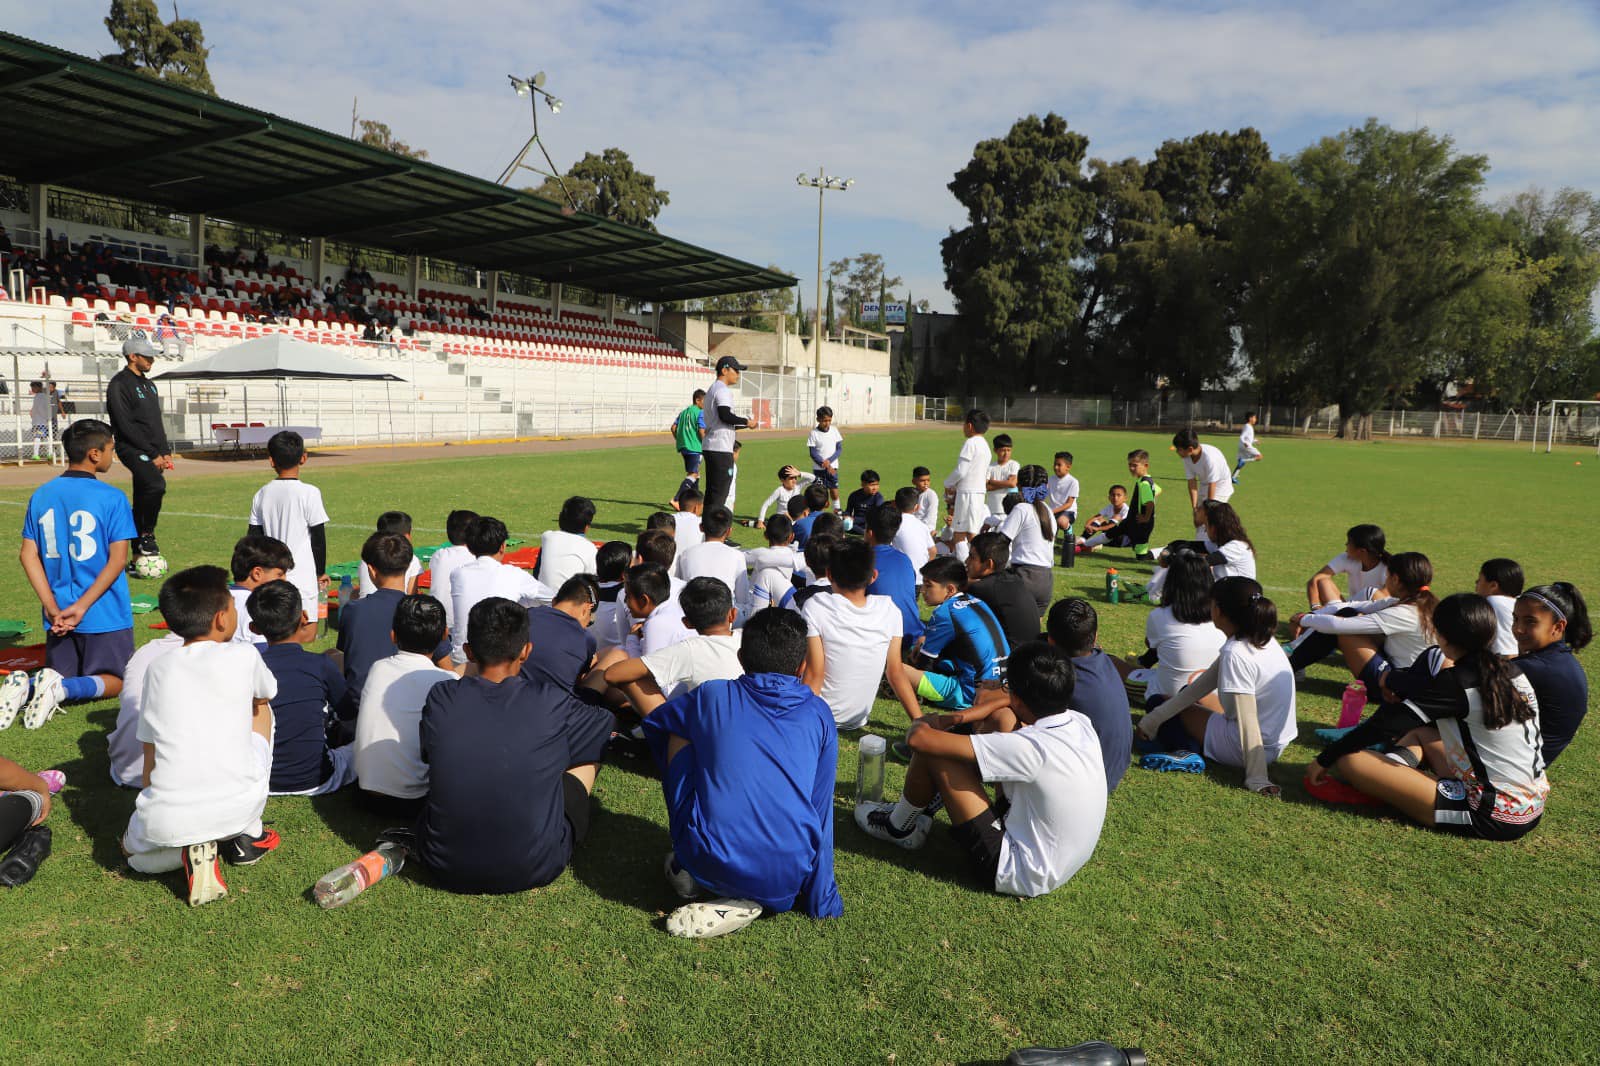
[
  {"x1": 1513, "y1": 582, "x2": 1591, "y2": 765},
  {"x1": 1135, "y1": 577, "x2": 1298, "y2": 797},
  {"x1": 1309, "y1": 593, "x2": 1548, "y2": 840},
  {"x1": 1000, "y1": 464, "x2": 1056, "y2": 612},
  {"x1": 1288, "y1": 551, "x2": 1437, "y2": 691}
]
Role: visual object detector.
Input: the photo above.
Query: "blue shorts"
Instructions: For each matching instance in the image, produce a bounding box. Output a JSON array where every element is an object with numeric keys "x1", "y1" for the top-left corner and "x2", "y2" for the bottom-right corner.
[
  {"x1": 916, "y1": 671, "x2": 972, "y2": 710},
  {"x1": 813, "y1": 469, "x2": 839, "y2": 491},
  {"x1": 45, "y1": 628, "x2": 135, "y2": 679},
  {"x1": 679, "y1": 450, "x2": 702, "y2": 475}
]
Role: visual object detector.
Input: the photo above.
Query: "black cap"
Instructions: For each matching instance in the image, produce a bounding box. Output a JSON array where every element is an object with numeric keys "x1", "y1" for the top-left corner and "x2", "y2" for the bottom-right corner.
[{"x1": 715, "y1": 355, "x2": 747, "y2": 373}]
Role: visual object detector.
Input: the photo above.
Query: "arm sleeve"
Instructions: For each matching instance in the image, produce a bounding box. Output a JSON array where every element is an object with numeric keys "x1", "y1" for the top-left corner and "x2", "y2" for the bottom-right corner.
[
  {"x1": 1140, "y1": 660, "x2": 1221, "y2": 735},
  {"x1": 247, "y1": 524, "x2": 265, "y2": 538},
  {"x1": 1316, "y1": 700, "x2": 1424, "y2": 767},
  {"x1": 1222, "y1": 690, "x2": 1272, "y2": 792},
  {"x1": 715, "y1": 404, "x2": 749, "y2": 428},
  {"x1": 309, "y1": 524, "x2": 326, "y2": 577},
  {"x1": 1299, "y1": 611, "x2": 1387, "y2": 636},
  {"x1": 808, "y1": 446, "x2": 826, "y2": 466},
  {"x1": 797, "y1": 720, "x2": 843, "y2": 918},
  {"x1": 758, "y1": 488, "x2": 783, "y2": 523}
]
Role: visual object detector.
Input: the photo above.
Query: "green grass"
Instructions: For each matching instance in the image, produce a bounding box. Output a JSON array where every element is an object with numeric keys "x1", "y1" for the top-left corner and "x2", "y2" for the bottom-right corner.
[{"x1": 1, "y1": 428, "x2": 1597, "y2": 1065}]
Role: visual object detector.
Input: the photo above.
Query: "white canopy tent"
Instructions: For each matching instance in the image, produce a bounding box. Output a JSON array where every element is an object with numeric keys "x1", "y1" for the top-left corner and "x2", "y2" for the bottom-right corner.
[{"x1": 154, "y1": 334, "x2": 406, "y2": 426}]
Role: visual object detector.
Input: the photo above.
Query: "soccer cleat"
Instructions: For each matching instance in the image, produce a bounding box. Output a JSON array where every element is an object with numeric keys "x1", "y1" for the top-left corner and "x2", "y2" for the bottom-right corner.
[
  {"x1": 218, "y1": 827, "x2": 281, "y2": 866},
  {"x1": 20, "y1": 669, "x2": 65, "y2": 730},
  {"x1": 138, "y1": 534, "x2": 161, "y2": 557},
  {"x1": 663, "y1": 851, "x2": 703, "y2": 900},
  {"x1": 1304, "y1": 775, "x2": 1384, "y2": 807},
  {"x1": 666, "y1": 898, "x2": 763, "y2": 938},
  {"x1": 183, "y1": 841, "x2": 228, "y2": 906},
  {"x1": 1139, "y1": 750, "x2": 1206, "y2": 774},
  {"x1": 0, "y1": 671, "x2": 30, "y2": 730},
  {"x1": 0, "y1": 825, "x2": 52, "y2": 888},
  {"x1": 854, "y1": 801, "x2": 932, "y2": 850}
]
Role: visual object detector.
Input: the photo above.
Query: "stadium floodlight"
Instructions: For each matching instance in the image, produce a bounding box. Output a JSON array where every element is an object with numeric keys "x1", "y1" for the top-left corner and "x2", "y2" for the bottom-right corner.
[
  {"x1": 496, "y1": 71, "x2": 577, "y2": 211},
  {"x1": 795, "y1": 166, "x2": 853, "y2": 392}
]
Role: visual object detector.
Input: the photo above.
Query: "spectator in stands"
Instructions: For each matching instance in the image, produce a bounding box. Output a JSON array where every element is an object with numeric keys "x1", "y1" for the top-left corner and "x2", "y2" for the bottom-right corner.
[
  {"x1": 467, "y1": 300, "x2": 491, "y2": 322},
  {"x1": 0, "y1": 224, "x2": 12, "y2": 253},
  {"x1": 253, "y1": 247, "x2": 268, "y2": 272},
  {"x1": 155, "y1": 315, "x2": 187, "y2": 359}
]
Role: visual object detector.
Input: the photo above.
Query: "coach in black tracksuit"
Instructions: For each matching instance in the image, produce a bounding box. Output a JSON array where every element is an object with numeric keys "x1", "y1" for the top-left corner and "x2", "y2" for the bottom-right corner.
[{"x1": 105, "y1": 336, "x2": 174, "y2": 557}]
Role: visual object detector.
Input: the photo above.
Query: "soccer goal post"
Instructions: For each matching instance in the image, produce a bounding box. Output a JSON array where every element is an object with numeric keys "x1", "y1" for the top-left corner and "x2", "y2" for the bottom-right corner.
[{"x1": 1532, "y1": 400, "x2": 1600, "y2": 455}]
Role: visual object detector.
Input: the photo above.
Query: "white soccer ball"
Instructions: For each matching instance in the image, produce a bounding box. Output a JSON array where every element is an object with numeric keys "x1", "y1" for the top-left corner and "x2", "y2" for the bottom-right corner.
[
  {"x1": 841, "y1": 516, "x2": 854, "y2": 533},
  {"x1": 133, "y1": 553, "x2": 169, "y2": 580}
]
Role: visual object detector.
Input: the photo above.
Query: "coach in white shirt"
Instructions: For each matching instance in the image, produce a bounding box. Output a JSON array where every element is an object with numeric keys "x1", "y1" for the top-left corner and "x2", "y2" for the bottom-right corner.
[{"x1": 701, "y1": 355, "x2": 750, "y2": 512}]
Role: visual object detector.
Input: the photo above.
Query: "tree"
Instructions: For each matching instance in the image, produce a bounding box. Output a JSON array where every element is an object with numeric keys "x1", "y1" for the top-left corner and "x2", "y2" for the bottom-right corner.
[
  {"x1": 356, "y1": 119, "x2": 428, "y2": 160},
  {"x1": 1233, "y1": 120, "x2": 1496, "y2": 436},
  {"x1": 941, "y1": 113, "x2": 1096, "y2": 391},
  {"x1": 826, "y1": 253, "x2": 903, "y2": 330},
  {"x1": 694, "y1": 271, "x2": 795, "y2": 331},
  {"x1": 102, "y1": 0, "x2": 215, "y2": 94},
  {"x1": 531, "y1": 149, "x2": 669, "y2": 231}
]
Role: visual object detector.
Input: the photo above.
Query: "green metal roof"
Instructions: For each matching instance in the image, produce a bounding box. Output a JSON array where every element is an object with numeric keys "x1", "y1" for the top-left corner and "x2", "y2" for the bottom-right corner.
[{"x1": 0, "y1": 31, "x2": 795, "y2": 301}]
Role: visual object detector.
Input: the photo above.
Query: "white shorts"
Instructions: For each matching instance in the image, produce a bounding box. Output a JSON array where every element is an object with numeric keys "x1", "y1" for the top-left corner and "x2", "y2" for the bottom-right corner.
[{"x1": 951, "y1": 492, "x2": 988, "y2": 535}]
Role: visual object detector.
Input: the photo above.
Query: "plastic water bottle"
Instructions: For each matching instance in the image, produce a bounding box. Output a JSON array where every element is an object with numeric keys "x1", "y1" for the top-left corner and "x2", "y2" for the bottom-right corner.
[
  {"x1": 856, "y1": 735, "x2": 886, "y2": 805},
  {"x1": 1338, "y1": 680, "x2": 1367, "y2": 728},
  {"x1": 1105, "y1": 568, "x2": 1120, "y2": 604},
  {"x1": 316, "y1": 581, "x2": 330, "y2": 638},
  {"x1": 313, "y1": 841, "x2": 407, "y2": 909},
  {"x1": 1006, "y1": 1042, "x2": 1147, "y2": 1066}
]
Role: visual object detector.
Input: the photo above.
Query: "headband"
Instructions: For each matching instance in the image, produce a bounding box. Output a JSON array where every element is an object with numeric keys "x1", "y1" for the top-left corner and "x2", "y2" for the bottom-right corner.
[
  {"x1": 1020, "y1": 485, "x2": 1050, "y2": 503},
  {"x1": 1522, "y1": 592, "x2": 1567, "y2": 623}
]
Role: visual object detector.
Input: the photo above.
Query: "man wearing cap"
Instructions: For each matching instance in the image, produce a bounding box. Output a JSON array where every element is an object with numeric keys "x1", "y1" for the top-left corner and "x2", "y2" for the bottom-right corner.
[
  {"x1": 106, "y1": 337, "x2": 174, "y2": 558},
  {"x1": 702, "y1": 356, "x2": 750, "y2": 512}
]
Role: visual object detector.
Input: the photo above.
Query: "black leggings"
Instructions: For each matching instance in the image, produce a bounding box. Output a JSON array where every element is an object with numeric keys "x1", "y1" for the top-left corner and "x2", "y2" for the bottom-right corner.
[
  {"x1": 0, "y1": 791, "x2": 41, "y2": 853},
  {"x1": 117, "y1": 446, "x2": 166, "y2": 538},
  {"x1": 703, "y1": 450, "x2": 736, "y2": 512}
]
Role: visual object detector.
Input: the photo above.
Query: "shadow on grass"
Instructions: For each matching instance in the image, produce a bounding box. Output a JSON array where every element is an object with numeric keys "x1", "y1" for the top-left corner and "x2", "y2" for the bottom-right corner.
[
  {"x1": 58, "y1": 705, "x2": 142, "y2": 874},
  {"x1": 568, "y1": 806, "x2": 673, "y2": 913}
]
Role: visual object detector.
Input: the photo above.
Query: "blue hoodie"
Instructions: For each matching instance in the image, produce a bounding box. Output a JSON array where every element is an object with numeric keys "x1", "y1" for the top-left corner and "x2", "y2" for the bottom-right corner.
[{"x1": 643, "y1": 673, "x2": 842, "y2": 918}]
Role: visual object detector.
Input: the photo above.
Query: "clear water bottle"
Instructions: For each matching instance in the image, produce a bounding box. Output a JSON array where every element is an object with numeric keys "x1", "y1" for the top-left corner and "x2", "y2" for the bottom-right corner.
[
  {"x1": 316, "y1": 581, "x2": 330, "y2": 638},
  {"x1": 856, "y1": 735, "x2": 886, "y2": 805},
  {"x1": 313, "y1": 841, "x2": 407, "y2": 909},
  {"x1": 1006, "y1": 1042, "x2": 1147, "y2": 1066}
]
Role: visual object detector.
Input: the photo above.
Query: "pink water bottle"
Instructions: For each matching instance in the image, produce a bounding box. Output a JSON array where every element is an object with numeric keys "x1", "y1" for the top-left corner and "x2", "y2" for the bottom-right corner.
[{"x1": 1338, "y1": 681, "x2": 1367, "y2": 728}]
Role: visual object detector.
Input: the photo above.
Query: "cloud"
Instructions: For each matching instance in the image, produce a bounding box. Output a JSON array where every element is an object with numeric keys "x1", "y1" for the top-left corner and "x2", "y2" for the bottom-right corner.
[{"x1": 8, "y1": 1, "x2": 1600, "y2": 311}]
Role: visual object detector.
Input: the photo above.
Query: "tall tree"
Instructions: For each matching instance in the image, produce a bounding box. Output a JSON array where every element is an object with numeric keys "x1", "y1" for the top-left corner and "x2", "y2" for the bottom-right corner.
[
  {"x1": 1493, "y1": 188, "x2": 1600, "y2": 405},
  {"x1": 102, "y1": 0, "x2": 216, "y2": 95},
  {"x1": 531, "y1": 148, "x2": 669, "y2": 231},
  {"x1": 356, "y1": 119, "x2": 428, "y2": 160},
  {"x1": 942, "y1": 113, "x2": 1095, "y2": 390},
  {"x1": 1233, "y1": 120, "x2": 1496, "y2": 436}
]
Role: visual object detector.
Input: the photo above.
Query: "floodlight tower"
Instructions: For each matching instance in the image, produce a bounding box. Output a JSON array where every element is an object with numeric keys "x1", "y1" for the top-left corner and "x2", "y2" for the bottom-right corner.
[
  {"x1": 498, "y1": 72, "x2": 576, "y2": 211},
  {"x1": 796, "y1": 167, "x2": 853, "y2": 388}
]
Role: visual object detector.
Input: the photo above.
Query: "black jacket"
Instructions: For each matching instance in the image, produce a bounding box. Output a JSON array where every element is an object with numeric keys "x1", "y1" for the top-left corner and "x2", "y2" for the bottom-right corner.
[{"x1": 106, "y1": 368, "x2": 170, "y2": 456}]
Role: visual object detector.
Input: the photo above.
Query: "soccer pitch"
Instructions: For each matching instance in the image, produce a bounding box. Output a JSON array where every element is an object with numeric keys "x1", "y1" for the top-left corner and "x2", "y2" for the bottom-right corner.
[{"x1": 1, "y1": 426, "x2": 1596, "y2": 1065}]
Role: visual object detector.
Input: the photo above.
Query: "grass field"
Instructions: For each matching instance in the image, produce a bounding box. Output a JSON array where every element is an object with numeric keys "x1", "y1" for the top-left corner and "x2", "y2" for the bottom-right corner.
[{"x1": 1, "y1": 426, "x2": 1597, "y2": 1065}]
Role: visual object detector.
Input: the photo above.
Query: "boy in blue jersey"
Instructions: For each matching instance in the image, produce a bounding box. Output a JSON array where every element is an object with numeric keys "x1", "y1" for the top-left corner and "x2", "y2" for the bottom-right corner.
[
  {"x1": 643, "y1": 607, "x2": 843, "y2": 939},
  {"x1": 906, "y1": 556, "x2": 1010, "y2": 713},
  {"x1": 9, "y1": 420, "x2": 137, "y2": 730}
]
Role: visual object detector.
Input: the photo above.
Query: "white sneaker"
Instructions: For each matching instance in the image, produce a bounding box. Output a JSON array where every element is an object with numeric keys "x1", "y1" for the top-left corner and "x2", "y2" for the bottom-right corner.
[
  {"x1": 21, "y1": 669, "x2": 65, "y2": 730},
  {"x1": 183, "y1": 841, "x2": 229, "y2": 907},
  {"x1": 663, "y1": 851, "x2": 702, "y2": 900},
  {"x1": 666, "y1": 898, "x2": 763, "y2": 938},
  {"x1": 0, "y1": 671, "x2": 30, "y2": 730},
  {"x1": 854, "y1": 801, "x2": 932, "y2": 850}
]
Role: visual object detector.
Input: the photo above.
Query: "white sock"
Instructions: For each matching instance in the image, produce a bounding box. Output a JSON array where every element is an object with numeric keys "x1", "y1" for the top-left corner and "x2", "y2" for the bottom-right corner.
[
  {"x1": 953, "y1": 540, "x2": 971, "y2": 563},
  {"x1": 889, "y1": 796, "x2": 921, "y2": 831},
  {"x1": 1084, "y1": 533, "x2": 1109, "y2": 549}
]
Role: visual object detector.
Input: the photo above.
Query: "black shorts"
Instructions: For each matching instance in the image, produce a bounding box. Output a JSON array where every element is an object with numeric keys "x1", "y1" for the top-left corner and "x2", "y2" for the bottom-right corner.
[
  {"x1": 1433, "y1": 779, "x2": 1539, "y2": 841},
  {"x1": 355, "y1": 787, "x2": 424, "y2": 820},
  {"x1": 679, "y1": 449, "x2": 702, "y2": 475},
  {"x1": 949, "y1": 806, "x2": 1006, "y2": 890},
  {"x1": 562, "y1": 771, "x2": 592, "y2": 845},
  {"x1": 45, "y1": 628, "x2": 134, "y2": 680},
  {"x1": 813, "y1": 469, "x2": 839, "y2": 491}
]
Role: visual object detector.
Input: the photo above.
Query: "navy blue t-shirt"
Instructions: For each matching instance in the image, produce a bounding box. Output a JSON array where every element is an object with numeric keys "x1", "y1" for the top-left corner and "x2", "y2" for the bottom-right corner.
[
  {"x1": 1517, "y1": 642, "x2": 1588, "y2": 765},
  {"x1": 523, "y1": 604, "x2": 597, "y2": 693},
  {"x1": 1066, "y1": 649, "x2": 1132, "y2": 792},
  {"x1": 259, "y1": 642, "x2": 348, "y2": 792},
  {"x1": 415, "y1": 674, "x2": 615, "y2": 894},
  {"x1": 844, "y1": 489, "x2": 885, "y2": 529},
  {"x1": 335, "y1": 588, "x2": 447, "y2": 717},
  {"x1": 869, "y1": 543, "x2": 924, "y2": 641}
]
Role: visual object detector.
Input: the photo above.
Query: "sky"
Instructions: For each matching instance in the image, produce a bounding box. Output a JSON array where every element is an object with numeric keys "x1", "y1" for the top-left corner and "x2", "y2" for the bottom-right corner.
[{"x1": 6, "y1": 1, "x2": 1600, "y2": 311}]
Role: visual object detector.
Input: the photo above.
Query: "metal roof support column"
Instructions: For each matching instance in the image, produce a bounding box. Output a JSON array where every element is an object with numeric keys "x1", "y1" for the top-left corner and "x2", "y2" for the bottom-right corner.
[
  {"x1": 552, "y1": 283, "x2": 562, "y2": 322},
  {"x1": 311, "y1": 238, "x2": 326, "y2": 290},
  {"x1": 604, "y1": 293, "x2": 615, "y2": 326},
  {"x1": 187, "y1": 214, "x2": 204, "y2": 271},
  {"x1": 27, "y1": 184, "x2": 47, "y2": 255},
  {"x1": 407, "y1": 254, "x2": 420, "y2": 300},
  {"x1": 486, "y1": 271, "x2": 499, "y2": 312}
]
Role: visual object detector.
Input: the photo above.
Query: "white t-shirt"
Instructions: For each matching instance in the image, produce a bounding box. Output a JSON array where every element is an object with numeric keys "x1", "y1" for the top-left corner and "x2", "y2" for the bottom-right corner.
[
  {"x1": 807, "y1": 426, "x2": 843, "y2": 472},
  {"x1": 449, "y1": 556, "x2": 553, "y2": 663},
  {"x1": 892, "y1": 517, "x2": 936, "y2": 568},
  {"x1": 593, "y1": 583, "x2": 626, "y2": 652},
  {"x1": 802, "y1": 592, "x2": 902, "y2": 730},
  {"x1": 641, "y1": 598, "x2": 692, "y2": 656},
  {"x1": 249, "y1": 478, "x2": 331, "y2": 615},
  {"x1": 1326, "y1": 553, "x2": 1388, "y2": 602},
  {"x1": 744, "y1": 545, "x2": 796, "y2": 611},
  {"x1": 675, "y1": 540, "x2": 753, "y2": 611},
  {"x1": 30, "y1": 391, "x2": 51, "y2": 425},
  {"x1": 757, "y1": 473, "x2": 814, "y2": 523},
  {"x1": 1487, "y1": 594, "x2": 1518, "y2": 657},
  {"x1": 1183, "y1": 444, "x2": 1233, "y2": 503},
  {"x1": 1097, "y1": 501, "x2": 1130, "y2": 524},
  {"x1": 229, "y1": 586, "x2": 265, "y2": 645},
  {"x1": 944, "y1": 435, "x2": 991, "y2": 495},
  {"x1": 673, "y1": 512, "x2": 703, "y2": 552},
  {"x1": 915, "y1": 488, "x2": 940, "y2": 531},
  {"x1": 1144, "y1": 607, "x2": 1227, "y2": 699},
  {"x1": 1046, "y1": 473, "x2": 1080, "y2": 516},
  {"x1": 354, "y1": 651, "x2": 454, "y2": 800},
  {"x1": 133, "y1": 641, "x2": 278, "y2": 846},
  {"x1": 107, "y1": 633, "x2": 184, "y2": 787},
  {"x1": 1000, "y1": 501, "x2": 1054, "y2": 569},
  {"x1": 1237, "y1": 422, "x2": 1260, "y2": 460},
  {"x1": 538, "y1": 530, "x2": 598, "y2": 593},
  {"x1": 970, "y1": 711, "x2": 1108, "y2": 897},
  {"x1": 986, "y1": 459, "x2": 1021, "y2": 514},
  {"x1": 358, "y1": 554, "x2": 423, "y2": 598},
  {"x1": 1302, "y1": 598, "x2": 1429, "y2": 670},
  {"x1": 427, "y1": 544, "x2": 473, "y2": 630},
  {"x1": 1211, "y1": 540, "x2": 1256, "y2": 580},
  {"x1": 642, "y1": 632, "x2": 744, "y2": 702},
  {"x1": 1205, "y1": 637, "x2": 1298, "y2": 767},
  {"x1": 703, "y1": 379, "x2": 739, "y2": 453}
]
